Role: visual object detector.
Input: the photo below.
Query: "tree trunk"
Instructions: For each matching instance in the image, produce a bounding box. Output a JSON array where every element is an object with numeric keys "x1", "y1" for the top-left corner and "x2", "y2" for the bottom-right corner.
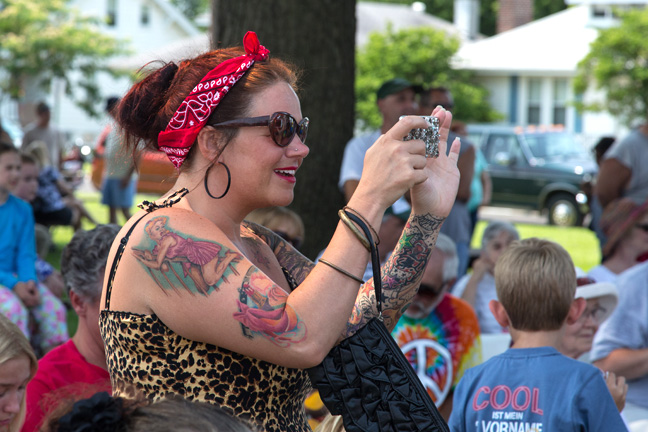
[{"x1": 212, "y1": 0, "x2": 357, "y2": 260}]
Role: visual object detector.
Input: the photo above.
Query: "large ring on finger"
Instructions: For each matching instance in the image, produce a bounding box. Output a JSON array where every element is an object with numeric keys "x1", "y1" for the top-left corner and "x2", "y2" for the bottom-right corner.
[{"x1": 401, "y1": 115, "x2": 441, "y2": 158}]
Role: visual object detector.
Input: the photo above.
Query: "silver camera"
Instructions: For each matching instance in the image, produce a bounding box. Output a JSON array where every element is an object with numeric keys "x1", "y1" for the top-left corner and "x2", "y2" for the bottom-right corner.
[{"x1": 400, "y1": 115, "x2": 440, "y2": 158}]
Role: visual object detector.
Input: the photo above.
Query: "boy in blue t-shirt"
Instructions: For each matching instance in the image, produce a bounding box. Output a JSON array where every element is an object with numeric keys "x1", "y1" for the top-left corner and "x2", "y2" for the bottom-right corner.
[{"x1": 449, "y1": 238, "x2": 627, "y2": 431}]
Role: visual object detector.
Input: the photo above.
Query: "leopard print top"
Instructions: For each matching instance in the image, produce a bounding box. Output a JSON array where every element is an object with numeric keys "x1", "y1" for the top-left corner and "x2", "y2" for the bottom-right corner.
[{"x1": 99, "y1": 197, "x2": 312, "y2": 432}]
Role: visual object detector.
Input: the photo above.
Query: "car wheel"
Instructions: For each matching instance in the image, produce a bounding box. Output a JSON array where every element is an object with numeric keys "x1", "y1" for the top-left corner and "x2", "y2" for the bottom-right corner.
[{"x1": 546, "y1": 193, "x2": 584, "y2": 227}]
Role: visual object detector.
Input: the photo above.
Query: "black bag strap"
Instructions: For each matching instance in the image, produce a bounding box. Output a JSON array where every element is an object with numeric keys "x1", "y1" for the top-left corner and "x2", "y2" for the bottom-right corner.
[{"x1": 343, "y1": 210, "x2": 382, "y2": 317}]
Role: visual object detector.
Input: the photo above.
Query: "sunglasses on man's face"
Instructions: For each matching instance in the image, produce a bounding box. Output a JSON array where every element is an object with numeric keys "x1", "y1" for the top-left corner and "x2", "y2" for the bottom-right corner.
[
  {"x1": 211, "y1": 111, "x2": 309, "y2": 147},
  {"x1": 635, "y1": 223, "x2": 648, "y2": 233}
]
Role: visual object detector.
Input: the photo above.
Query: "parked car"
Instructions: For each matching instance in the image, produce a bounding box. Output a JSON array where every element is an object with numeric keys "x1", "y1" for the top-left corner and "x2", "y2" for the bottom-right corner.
[
  {"x1": 91, "y1": 149, "x2": 177, "y2": 196},
  {"x1": 466, "y1": 124, "x2": 597, "y2": 226}
]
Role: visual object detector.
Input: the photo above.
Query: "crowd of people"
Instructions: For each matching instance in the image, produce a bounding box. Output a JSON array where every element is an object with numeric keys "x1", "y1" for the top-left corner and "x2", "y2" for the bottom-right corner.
[{"x1": 1, "y1": 31, "x2": 647, "y2": 432}]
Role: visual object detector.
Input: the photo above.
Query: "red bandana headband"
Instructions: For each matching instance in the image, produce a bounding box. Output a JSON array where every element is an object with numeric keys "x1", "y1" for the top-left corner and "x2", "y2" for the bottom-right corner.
[{"x1": 157, "y1": 31, "x2": 270, "y2": 168}]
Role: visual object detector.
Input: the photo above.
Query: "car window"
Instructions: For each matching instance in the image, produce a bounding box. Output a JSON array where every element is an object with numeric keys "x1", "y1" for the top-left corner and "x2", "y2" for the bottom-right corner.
[
  {"x1": 524, "y1": 132, "x2": 589, "y2": 159},
  {"x1": 484, "y1": 133, "x2": 515, "y2": 163}
]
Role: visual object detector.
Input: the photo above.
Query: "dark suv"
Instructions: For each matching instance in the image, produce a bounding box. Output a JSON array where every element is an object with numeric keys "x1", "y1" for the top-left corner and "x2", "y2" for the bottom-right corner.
[{"x1": 466, "y1": 125, "x2": 597, "y2": 226}]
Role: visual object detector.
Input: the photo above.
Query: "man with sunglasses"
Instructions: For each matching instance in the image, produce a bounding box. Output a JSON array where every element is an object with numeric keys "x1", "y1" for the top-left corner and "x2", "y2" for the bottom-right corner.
[
  {"x1": 338, "y1": 78, "x2": 420, "y2": 203},
  {"x1": 391, "y1": 233, "x2": 481, "y2": 421},
  {"x1": 419, "y1": 86, "x2": 476, "y2": 279}
]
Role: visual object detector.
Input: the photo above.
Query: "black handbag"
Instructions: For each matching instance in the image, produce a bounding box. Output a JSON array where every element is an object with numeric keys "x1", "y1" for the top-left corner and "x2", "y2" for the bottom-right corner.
[{"x1": 307, "y1": 211, "x2": 450, "y2": 432}]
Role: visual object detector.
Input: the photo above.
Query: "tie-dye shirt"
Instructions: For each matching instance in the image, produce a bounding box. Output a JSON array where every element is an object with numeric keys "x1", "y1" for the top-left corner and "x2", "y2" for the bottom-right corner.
[{"x1": 392, "y1": 293, "x2": 482, "y2": 406}]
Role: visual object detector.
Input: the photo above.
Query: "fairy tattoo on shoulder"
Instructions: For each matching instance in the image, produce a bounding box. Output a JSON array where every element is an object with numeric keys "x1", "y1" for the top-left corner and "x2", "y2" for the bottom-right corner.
[{"x1": 132, "y1": 216, "x2": 243, "y2": 296}]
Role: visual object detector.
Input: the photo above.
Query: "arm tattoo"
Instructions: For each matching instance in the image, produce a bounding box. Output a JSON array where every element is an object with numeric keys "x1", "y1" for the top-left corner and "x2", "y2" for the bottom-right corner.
[
  {"x1": 234, "y1": 267, "x2": 307, "y2": 346},
  {"x1": 344, "y1": 213, "x2": 445, "y2": 335},
  {"x1": 242, "y1": 221, "x2": 315, "y2": 285},
  {"x1": 132, "y1": 216, "x2": 242, "y2": 296}
]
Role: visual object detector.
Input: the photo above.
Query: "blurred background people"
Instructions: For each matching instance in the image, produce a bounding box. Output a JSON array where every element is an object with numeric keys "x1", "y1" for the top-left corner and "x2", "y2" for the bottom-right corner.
[
  {"x1": 452, "y1": 220, "x2": 520, "y2": 333},
  {"x1": 338, "y1": 77, "x2": 420, "y2": 203},
  {"x1": 0, "y1": 313, "x2": 38, "y2": 432},
  {"x1": 13, "y1": 154, "x2": 65, "y2": 300},
  {"x1": 23, "y1": 225, "x2": 119, "y2": 432},
  {"x1": 0, "y1": 143, "x2": 68, "y2": 356},
  {"x1": 24, "y1": 141, "x2": 96, "y2": 231},
  {"x1": 589, "y1": 198, "x2": 648, "y2": 282},
  {"x1": 591, "y1": 260, "x2": 648, "y2": 424},
  {"x1": 392, "y1": 233, "x2": 481, "y2": 420},
  {"x1": 21, "y1": 103, "x2": 63, "y2": 171},
  {"x1": 596, "y1": 123, "x2": 648, "y2": 209},
  {"x1": 99, "y1": 96, "x2": 137, "y2": 225}
]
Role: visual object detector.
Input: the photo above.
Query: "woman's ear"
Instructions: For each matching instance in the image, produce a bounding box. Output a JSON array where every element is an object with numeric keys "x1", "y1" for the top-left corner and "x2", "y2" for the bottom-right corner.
[{"x1": 196, "y1": 126, "x2": 223, "y2": 162}]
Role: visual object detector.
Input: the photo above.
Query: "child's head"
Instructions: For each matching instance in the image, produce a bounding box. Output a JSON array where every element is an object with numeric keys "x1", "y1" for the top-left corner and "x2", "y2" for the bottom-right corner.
[
  {"x1": 0, "y1": 142, "x2": 21, "y2": 194},
  {"x1": 0, "y1": 314, "x2": 38, "y2": 432},
  {"x1": 494, "y1": 238, "x2": 577, "y2": 331},
  {"x1": 245, "y1": 206, "x2": 305, "y2": 250},
  {"x1": 13, "y1": 154, "x2": 39, "y2": 202},
  {"x1": 23, "y1": 140, "x2": 50, "y2": 168}
]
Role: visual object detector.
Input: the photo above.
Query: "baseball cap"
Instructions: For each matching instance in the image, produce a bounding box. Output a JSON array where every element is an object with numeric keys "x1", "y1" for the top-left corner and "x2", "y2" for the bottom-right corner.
[{"x1": 376, "y1": 78, "x2": 422, "y2": 100}]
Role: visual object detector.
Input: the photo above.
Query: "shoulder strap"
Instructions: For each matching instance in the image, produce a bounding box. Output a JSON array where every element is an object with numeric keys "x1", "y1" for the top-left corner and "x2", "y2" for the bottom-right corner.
[
  {"x1": 103, "y1": 188, "x2": 190, "y2": 310},
  {"x1": 104, "y1": 212, "x2": 151, "y2": 310}
]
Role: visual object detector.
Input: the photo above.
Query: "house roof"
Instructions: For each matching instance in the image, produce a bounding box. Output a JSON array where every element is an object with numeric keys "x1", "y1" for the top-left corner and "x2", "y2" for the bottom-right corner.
[
  {"x1": 356, "y1": 2, "x2": 467, "y2": 46},
  {"x1": 453, "y1": 5, "x2": 598, "y2": 75},
  {"x1": 113, "y1": 2, "x2": 469, "y2": 71},
  {"x1": 148, "y1": 0, "x2": 200, "y2": 37}
]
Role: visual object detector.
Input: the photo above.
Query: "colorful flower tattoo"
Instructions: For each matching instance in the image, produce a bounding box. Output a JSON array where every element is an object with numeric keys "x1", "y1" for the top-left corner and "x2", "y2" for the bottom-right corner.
[{"x1": 235, "y1": 267, "x2": 307, "y2": 346}]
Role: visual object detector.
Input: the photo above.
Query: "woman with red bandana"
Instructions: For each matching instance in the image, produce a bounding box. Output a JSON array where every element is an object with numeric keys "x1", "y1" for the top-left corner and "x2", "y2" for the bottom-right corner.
[{"x1": 99, "y1": 32, "x2": 460, "y2": 431}]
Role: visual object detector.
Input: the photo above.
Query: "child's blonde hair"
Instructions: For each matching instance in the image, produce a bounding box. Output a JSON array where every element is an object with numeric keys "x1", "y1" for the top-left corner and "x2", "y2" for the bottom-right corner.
[
  {"x1": 24, "y1": 140, "x2": 51, "y2": 168},
  {"x1": 495, "y1": 238, "x2": 576, "y2": 331},
  {"x1": 315, "y1": 414, "x2": 345, "y2": 432},
  {"x1": 0, "y1": 314, "x2": 38, "y2": 432}
]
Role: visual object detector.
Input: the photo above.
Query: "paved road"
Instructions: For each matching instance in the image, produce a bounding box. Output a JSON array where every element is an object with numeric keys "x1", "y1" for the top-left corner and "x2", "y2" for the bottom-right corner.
[{"x1": 478, "y1": 205, "x2": 547, "y2": 226}]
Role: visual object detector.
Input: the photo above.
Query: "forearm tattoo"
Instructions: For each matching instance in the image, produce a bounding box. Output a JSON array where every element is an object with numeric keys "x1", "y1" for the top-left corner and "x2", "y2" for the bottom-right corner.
[
  {"x1": 234, "y1": 267, "x2": 307, "y2": 346},
  {"x1": 132, "y1": 216, "x2": 242, "y2": 296},
  {"x1": 344, "y1": 213, "x2": 445, "y2": 335}
]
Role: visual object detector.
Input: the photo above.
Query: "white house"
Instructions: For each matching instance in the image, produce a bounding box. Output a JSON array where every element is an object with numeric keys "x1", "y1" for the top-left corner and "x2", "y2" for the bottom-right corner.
[
  {"x1": 453, "y1": 0, "x2": 648, "y2": 144},
  {"x1": 0, "y1": 0, "x2": 202, "y2": 146}
]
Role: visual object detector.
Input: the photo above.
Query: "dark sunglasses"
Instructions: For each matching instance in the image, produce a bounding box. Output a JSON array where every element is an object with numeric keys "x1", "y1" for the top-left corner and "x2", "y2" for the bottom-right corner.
[
  {"x1": 274, "y1": 230, "x2": 303, "y2": 250},
  {"x1": 635, "y1": 223, "x2": 648, "y2": 233},
  {"x1": 418, "y1": 282, "x2": 445, "y2": 297},
  {"x1": 211, "y1": 111, "x2": 309, "y2": 147}
]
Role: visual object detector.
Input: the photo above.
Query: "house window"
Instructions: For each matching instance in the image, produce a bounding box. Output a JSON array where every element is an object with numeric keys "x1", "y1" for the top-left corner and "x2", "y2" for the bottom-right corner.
[
  {"x1": 553, "y1": 79, "x2": 568, "y2": 126},
  {"x1": 527, "y1": 78, "x2": 541, "y2": 125},
  {"x1": 107, "y1": 0, "x2": 117, "y2": 26},
  {"x1": 141, "y1": 4, "x2": 150, "y2": 26}
]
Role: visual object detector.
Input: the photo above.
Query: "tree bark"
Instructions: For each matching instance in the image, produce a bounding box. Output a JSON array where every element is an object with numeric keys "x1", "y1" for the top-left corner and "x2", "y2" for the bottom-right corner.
[{"x1": 212, "y1": 0, "x2": 357, "y2": 260}]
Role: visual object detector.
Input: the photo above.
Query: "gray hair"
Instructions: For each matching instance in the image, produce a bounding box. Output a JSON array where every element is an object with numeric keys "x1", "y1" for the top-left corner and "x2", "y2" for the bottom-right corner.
[
  {"x1": 481, "y1": 220, "x2": 520, "y2": 249},
  {"x1": 61, "y1": 224, "x2": 120, "y2": 303},
  {"x1": 435, "y1": 233, "x2": 459, "y2": 283}
]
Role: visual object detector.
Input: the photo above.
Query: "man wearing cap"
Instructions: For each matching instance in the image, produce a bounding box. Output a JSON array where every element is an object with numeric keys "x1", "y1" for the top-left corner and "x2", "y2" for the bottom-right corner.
[
  {"x1": 591, "y1": 260, "x2": 648, "y2": 422},
  {"x1": 392, "y1": 233, "x2": 481, "y2": 421},
  {"x1": 338, "y1": 77, "x2": 420, "y2": 202}
]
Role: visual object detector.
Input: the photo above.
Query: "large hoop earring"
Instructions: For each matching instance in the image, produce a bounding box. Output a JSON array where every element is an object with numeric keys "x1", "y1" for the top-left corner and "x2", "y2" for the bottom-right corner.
[{"x1": 204, "y1": 161, "x2": 231, "y2": 199}]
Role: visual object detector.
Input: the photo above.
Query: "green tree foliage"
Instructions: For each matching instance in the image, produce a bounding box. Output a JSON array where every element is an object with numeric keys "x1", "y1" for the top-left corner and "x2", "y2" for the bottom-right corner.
[
  {"x1": 573, "y1": 8, "x2": 648, "y2": 126},
  {"x1": 0, "y1": 0, "x2": 129, "y2": 116},
  {"x1": 356, "y1": 25, "x2": 500, "y2": 130}
]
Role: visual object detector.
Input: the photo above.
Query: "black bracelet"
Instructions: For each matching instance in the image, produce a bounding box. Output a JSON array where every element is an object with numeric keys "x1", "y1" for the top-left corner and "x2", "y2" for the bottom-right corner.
[
  {"x1": 319, "y1": 259, "x2": 365, "y2": 284},
  {"x1": 338, "y1": 210, "x2": 371, "y2": 252},
  {"x1": 343, "y1": 206, "x2": 381, "y2": 245}
]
